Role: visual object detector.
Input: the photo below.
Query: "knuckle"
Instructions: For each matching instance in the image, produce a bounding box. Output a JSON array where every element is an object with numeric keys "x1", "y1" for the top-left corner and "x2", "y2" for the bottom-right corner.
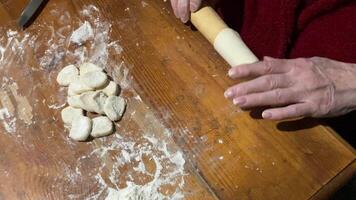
[
  {"x1": 274, "y1": 89, "x2": 284, "y2": 102},
  {"x1": 291, "y1": 105, "x2": 299, "y2": 115},
  {"x1": 262, "y1": 60, "x2": 274, "y2": 74},
  {"x1": 266, "y1": 76, "x2": 277, "y2": 89},
  {"x1": 297, "y1": 58, "x2": 314, "y2": 67},
  {"x1": 232, "y1": 86, "x2": 242, "y2": 96},
  {"x1": 293, "y1": 58, "x2": 315, "y2": 73},
  {"x1": 231, "y1": 85, "x2": 245, "y2": 96}
]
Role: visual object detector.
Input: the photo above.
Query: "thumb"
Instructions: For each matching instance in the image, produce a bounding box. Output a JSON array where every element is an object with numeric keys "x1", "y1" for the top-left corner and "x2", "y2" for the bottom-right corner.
[
  {"x1": 190, "y1": 0, "x2": 202, "y2": 12},
  {"x1": 177, "y1": 0, "x2": 190, "y2": 23}
]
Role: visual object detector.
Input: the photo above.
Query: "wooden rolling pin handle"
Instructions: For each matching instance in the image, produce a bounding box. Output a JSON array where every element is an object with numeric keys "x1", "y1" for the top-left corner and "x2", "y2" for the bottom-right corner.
[{"x1": 190, "y1": 7, "x2": 258, "y2": 67}]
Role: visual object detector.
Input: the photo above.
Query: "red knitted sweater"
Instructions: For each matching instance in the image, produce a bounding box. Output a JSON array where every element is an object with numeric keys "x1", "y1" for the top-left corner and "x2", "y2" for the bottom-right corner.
[{"x1": 217, "y1": 0, "x2": 356, "y2": 63}]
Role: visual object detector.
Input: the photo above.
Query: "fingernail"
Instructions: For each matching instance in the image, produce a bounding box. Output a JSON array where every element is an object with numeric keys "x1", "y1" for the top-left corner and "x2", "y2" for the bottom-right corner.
[
  {"x1": 233, "y1": 97, "x2": 246, "y2": 106},
  {"x1": 190, "y1": 3, "x2": 200, "y2": 12},
  {"x1": 262, "y1": 111, "x2": 272, "y2": 119},
  {"x1": 228, "y1": 69, "x2": 237, "y2": 78},
  {"x1": 224, "y1": 90, "x2": 233, "y2": 98},
  {"x1": 181, "y1": 17, "x2": 189, "y2": 23}
]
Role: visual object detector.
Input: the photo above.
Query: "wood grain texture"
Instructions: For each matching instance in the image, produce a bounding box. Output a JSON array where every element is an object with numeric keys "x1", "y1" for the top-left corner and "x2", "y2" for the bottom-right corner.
[{"x1": 0, "y1": 0, "x2": 354, "y2": 199}]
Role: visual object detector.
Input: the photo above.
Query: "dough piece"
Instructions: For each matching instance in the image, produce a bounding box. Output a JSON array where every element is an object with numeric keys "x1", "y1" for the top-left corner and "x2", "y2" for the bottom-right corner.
[
  {"x1": 56, "y1": 65, "x2": 79, "y2": 86},
  {"x1": 104, "y1": 96, "x2": 126, "y2": 121},
  {"x1": 70, "y1": 21, "x2": 94, "y2": 45},
  {"x1": 69, "y1": 116, "x2": 92, "y2": 141},
  {"x1": 68, "y1": 91, "x2": 107, "y2": 114},
  {"x1": 79, "y1": 91, "x2": 107, "y2": 114},
  {"x1": 80, "y1": 71, "x2": 108, "y2": 89},
  {"x1": 101, "y1": 81, "x2": 119, "y2": 96},
  {"x1": 79, "y1": 62, "x2": 103, "y2": 74},
  {"x1": 67, "y1": 95, "x2": 82, "y2": 108},
  {"x1": 68, "y1": 80, "x2": 93, "y2": 96},
  {"x1": 91, "y1": 116, "x2": 114, "y2": 138},
  {"x1": 61, "y1": 106, "x2": 84, "y2": 126}
]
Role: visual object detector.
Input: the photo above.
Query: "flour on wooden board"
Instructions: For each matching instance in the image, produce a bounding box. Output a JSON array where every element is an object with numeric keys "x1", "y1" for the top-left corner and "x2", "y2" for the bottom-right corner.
[
  {"x1": 78, "y1": 133, "x2": 186, "y2": 200},
  {"x1": 70, "y1": 21, "x2": 94, "y2": 45},
  {"x1": 7, "y1": 4, "x2": 187, "y2": 199},
  {"x1": 0, "y1": 80, "x2": 34, "y2": 133}
]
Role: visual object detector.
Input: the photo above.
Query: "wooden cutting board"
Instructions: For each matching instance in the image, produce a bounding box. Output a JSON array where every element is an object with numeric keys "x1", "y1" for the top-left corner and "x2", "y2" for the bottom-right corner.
[{"x1": 0, "y1": 0, "x2": 354, "y2": 199}]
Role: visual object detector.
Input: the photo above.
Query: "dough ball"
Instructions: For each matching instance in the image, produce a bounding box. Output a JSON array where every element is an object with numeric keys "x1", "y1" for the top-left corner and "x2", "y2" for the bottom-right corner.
[
  {"x1": 67, "y1": 95, "x2": 82, "y2": 108},
  {"x1": 61, "y1": 106, "x2": 84, "y2": 126},
  {"x1": 68, "y1": 80, "x2": 93, "y2": 96},
  {"x1": 56, "y1": 65, "x2": 79, "y2": 86},
  {"x1": 69, "y1": 116, "x2": 92, "y2": 141},
  {"x1": 79, "y1": 62, "x2": 103, "y2": 75},
  {"x1": 80, "y1": 91, "x2": 107, "y2": 114},
  {"x1": 68, "y1": 91, "x2": 107, "y2": 114},
  {"x1": 91, "y1": 116, "x2": 114, "y2": 138},
  {"x1": 104, "y1": 96, "x2": 126, "y2": 121},
  {"x1": 101, "y1": 81, "x2": 119, "y2": 96},
  {"x1": 80, "y1": 71, "x2": 108, "y2": 89}
]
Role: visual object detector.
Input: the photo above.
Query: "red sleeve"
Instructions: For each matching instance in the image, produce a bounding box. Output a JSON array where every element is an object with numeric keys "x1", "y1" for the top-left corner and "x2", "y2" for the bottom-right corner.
[
  {"x1": 217, "y1": 0, "x2": 356, "y2": 63},
  {"x1": 290, "y1": 2, "x2": 356, "y2": 63}
]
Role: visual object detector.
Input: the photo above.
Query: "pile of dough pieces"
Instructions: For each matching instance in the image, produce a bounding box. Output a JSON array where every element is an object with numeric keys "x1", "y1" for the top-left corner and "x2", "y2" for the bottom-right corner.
[{"x1": 56, "y1": 63, "x2": 126, "y2": 141}]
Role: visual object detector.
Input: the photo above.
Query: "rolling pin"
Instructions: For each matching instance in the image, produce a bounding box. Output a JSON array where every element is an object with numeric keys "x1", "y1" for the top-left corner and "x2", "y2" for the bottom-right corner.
[{"x1": 190, "y1": 7, "x2": 258, "y2": 67}]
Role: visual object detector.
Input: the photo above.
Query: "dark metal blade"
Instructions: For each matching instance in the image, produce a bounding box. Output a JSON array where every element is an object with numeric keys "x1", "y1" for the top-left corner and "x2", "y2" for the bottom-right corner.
[{"x1": 18, "y1": 0, "x2": 45, "y2": 28}]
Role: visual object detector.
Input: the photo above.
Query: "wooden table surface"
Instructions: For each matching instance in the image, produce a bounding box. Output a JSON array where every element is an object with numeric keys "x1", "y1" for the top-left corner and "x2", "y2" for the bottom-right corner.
[{"x1": 0, "y1": 0, "x2": 355, "y2": 199}]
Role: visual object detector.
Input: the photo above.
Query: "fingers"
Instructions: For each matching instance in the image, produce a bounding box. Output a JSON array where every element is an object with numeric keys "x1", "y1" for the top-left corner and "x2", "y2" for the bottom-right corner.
[
  {"x1": 177, "y1": 0, "x2": 190, "y2": 23},
  {"x1": 262, "y1": 103, "x2": 311, "y2": 120},
  {"x1": 190, "y1": 0, "x2": 202, "y2": 12},
  {"x1": 228, "y1": 57, "x2": 292, "y2": 79},
  {"x1": 225, "y1": 74, "x2": 291, "y2": 99},
  {"x1": 170, "y1": 0, "x2": 179, "y2": 17},
  {"x1": 232, "y1": 89, "x2": 298, "y2": 109},
  {"x1": 171, "y1": 0, "x2": 202, "y2": 23}
]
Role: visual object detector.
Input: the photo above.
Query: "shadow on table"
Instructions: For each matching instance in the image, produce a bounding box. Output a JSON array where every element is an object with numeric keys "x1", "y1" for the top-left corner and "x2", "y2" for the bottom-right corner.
[
  {"x1": 249, "y1": 107, "x2": 356, "y2": 199},
  {"x1": 249, "y1": 107, "x2": 356, "y2": 148}
]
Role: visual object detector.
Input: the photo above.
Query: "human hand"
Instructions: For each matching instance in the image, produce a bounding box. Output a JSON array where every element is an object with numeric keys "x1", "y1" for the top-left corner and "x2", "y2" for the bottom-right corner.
[
  {"x1": 170, "y1": 0, "x2": 202, "y2": 23},
  {"x1": 224, "y1": 57, "x2": 356, "y2": 120}
]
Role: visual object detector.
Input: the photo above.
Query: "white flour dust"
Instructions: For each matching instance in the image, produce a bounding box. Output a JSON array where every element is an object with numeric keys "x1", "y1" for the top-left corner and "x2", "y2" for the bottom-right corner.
[
  {"x1": 70, "y1": 21, "x2": 94, "y2": 45},
  {"x1": 65, "y1": 5, "x2": 186, "y2": 199},
  {"x1": 0, "y1": 4, "x2": 186, "y2": 199},
  {"x1": 75, "y1": 133, "x2": 186, "y2": 200},
  {"x1": 0, "y1": 108, "x2": 16, "y2": 133}
]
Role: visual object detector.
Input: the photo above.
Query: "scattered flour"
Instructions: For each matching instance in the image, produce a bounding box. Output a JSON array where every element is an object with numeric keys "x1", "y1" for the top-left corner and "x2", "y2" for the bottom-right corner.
[
  {"x1": 0, "y1": 108, "x2": 16, "y2": 133},
  {"x1": 70, "y1": 21, "x2": 94, "y2": 45},
  {"x1": 141, "y1": 1, "x2": 149, "y2": 8},
  {"x1": 8, "y1": 83, "x2": 33, "y2": 125},
  {"x1": 48, "y1": 102, "x2": 67, "y2": 109},
  {"x1": 0, "y1": 4, "x2": 187, "y2": 199},
  {"x1": 83, "y1": 134, "x2": 186, "y2": 200}
]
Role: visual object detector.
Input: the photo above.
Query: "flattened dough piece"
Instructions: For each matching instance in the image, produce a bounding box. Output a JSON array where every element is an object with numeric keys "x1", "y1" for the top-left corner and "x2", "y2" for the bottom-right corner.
[
  {"x1": 68, "y1": 80, "x2": 93, "y2": 96},
  {"x1": 91, "y1": 116, "x2": 114, "y2": 138},
  {"x1": 68, "y1": 91, "x2": 107, "y2": 114},
  {"x1": 104, "y1": 96, "x2": 126, "y2": 121},
  {"x1": 80, "y1": 71, "x2": 108, "y2": 89},
  {"x1": 67, "y1": 95, "x2": 82, "y2": 108},
  {"x1": 56, "y1": 65, "x2": 79, "y2": 86},
  {"x1": 69, "y1": 116, "x2": 92, "y2": 141},
  {"x1": 61, "y1": 106, "x2": 84, "y2": 126},
  {"x1": 101, "y1": 81, "x2": 119, "y2": 96},
  {"x1": 79, "y1": 62, "x2": 103, "y2": 74}
]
